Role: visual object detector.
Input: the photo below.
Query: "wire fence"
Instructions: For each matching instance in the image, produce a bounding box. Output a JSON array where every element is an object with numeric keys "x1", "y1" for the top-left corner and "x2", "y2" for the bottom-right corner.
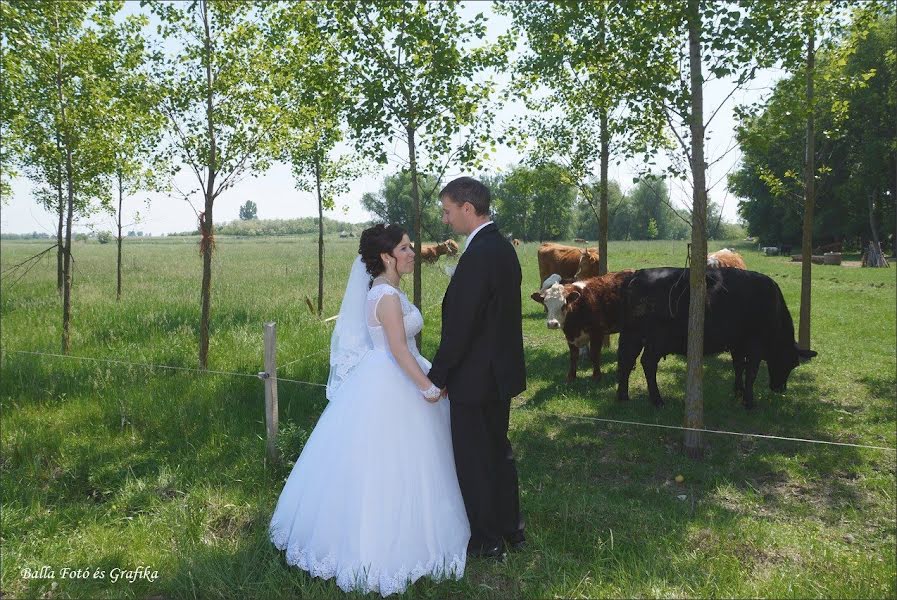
[{"x1": 7, "y1": 347, "x2": 895, "y2": 454}]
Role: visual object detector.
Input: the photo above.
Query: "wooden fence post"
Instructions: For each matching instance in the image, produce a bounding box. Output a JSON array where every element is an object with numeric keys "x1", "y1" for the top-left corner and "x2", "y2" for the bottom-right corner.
[{"x1": 263, "y1": 322, "x2": 280, "y2": 464}]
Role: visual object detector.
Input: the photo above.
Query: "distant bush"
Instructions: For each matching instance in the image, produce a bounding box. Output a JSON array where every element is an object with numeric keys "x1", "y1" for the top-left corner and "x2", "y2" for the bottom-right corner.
[{"x1": 97, "y1": 231, "x2": 112, "y2": 244}]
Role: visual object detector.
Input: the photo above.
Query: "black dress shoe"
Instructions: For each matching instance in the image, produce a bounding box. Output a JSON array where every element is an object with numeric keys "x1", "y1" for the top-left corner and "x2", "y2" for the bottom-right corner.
[
  {"x1": 504, "y1": 530, "x2": 526, "y2": 551},
  {"x1": 467, "y1": 541, "x2": 506, "y2": 560}
]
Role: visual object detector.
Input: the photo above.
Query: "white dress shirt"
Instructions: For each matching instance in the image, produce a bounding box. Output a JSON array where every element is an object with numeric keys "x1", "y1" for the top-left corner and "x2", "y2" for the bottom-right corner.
[{"x1": 464, "y1": 220, "x2": 494, "y2": 251}]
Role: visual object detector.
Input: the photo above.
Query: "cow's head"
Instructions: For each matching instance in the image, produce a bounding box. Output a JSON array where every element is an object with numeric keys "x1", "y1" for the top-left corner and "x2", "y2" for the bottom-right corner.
[
  {"x1": 530, "y1": 282, "x2": 582, "y2": 329},
  {"x1": 574, "y1": 248, "x2": 601, "y2": 279},
  {"x1": 768, "y1": 343, "x2": 818, "y2": 392}
]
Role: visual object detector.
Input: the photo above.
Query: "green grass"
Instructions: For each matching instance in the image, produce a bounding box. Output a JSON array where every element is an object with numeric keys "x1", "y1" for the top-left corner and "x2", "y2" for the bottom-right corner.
[{"x1": 1, "y1": 236, "x2": 894, "y2": 599}]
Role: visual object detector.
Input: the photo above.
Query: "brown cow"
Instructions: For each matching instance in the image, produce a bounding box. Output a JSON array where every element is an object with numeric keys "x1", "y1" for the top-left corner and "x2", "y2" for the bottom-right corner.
[
  {"x1": 537, "y1": 242, "x2": 601, "y2": 283},
  {"x1": 512, "y1": 239, "x2": 521, "y2": 246},
  {"x1": 707, "y1": 248, "x2": 746, "y2": 269},
  {"x1": 530, "y1": 270, "x2": 634, "y2": 381},
  {"x1": 444, "y1": 239, "x2": 460, "y2": 255},
  {"x1": 420, "y1": 241, "x2": 451, "y2": 263}
]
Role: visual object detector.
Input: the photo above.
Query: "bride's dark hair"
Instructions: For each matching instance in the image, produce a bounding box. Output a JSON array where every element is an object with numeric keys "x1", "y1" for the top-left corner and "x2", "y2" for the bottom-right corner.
[{"x1": 359, "y1": 224, "x2": 407, "y2": 278}]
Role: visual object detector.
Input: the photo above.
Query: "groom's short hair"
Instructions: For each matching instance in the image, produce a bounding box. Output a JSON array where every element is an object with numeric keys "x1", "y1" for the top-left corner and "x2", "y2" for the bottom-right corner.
[{"x1": 440, "y1": 177, "x2": 490, "y2": 216}]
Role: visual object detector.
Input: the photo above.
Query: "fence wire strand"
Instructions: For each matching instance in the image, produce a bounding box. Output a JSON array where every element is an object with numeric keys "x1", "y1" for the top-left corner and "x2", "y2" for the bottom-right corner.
[{"x1": 7, "y1": 348, "x2": 895, "y2": 453}]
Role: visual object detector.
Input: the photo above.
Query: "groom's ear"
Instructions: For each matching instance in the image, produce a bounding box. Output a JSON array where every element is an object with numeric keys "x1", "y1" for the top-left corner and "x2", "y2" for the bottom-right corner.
[{"x1": 530, "y1": 292, "x2": 545, "y2": 304}]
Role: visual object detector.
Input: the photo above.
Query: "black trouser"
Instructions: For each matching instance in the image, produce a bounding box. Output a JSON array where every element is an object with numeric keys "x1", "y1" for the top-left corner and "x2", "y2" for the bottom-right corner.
[{"x1": 450, "y1": 392, "x2": 523, "y2": 549}]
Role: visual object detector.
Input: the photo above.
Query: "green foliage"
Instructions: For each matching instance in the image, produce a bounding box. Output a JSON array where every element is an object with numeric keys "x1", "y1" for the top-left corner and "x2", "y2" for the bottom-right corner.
[
  {"x1": 320, "y1": 1, "x2": 509, "y2": 171},
  {"x1": 2, "y1": 1, "x2": 119, "y2": 218},
  {"x1": 730, "y1": 7, "x2": 896, "y2": 248},
  {"x1": 572, "y1": 181, "x2": 623, "y2": 240},
  {"x1": 360, "y1": 170, "x2": 452, "y2": 241},
  {"x1": 238, "y1": 201, "x2": 258, "y2": 221},
  {"x1": 266, "y1": 2, "x2": 359, "y2": 214},
  {"x1": 500, "y1": 1, "x2": 670, "y2": 186},
  {"x1": 97, "y1": 231, "x2": 112, "y2": 244},
  {"x1": 147, "y1": 1, "x2": 281, "y2": 203},
  {"x1": 492, "y1": 163, "x2": 576, "y2": 241},
  {"x1": 627, "y1": 177, "x2": 690, "y2": 241}
]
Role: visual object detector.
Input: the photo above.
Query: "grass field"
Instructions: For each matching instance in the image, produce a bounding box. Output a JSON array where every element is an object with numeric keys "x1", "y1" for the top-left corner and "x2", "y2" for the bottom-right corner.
[{"x1": 1, "y1": 235, "x2": 895, "y2": 599}]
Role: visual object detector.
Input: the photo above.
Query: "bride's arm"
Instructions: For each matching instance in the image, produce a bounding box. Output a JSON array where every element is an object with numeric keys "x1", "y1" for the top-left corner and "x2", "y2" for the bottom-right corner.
[{"x1": 376, "y1": 293, "x2": 439, "y2": 400}]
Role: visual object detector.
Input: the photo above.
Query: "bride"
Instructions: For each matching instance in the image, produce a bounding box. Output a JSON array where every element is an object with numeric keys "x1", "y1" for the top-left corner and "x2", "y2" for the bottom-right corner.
[{"x1": 269, "y1": 224, "x2": 470, "y2": 596}]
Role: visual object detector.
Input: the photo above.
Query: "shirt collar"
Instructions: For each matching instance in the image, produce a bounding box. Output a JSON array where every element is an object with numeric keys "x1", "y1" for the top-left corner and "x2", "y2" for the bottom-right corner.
[{"x1": 465, "y1": 220, "x2": 494, "y2": 250}]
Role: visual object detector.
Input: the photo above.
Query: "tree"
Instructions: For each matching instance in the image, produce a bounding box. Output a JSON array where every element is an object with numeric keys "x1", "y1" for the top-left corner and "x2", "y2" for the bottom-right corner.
[
  {"x1": 637, "y1": 0, "x2": 788, "y2": 457},
  {"x1": 238, "y1": 200, "x2": 258, "y2": 220},
  {"x1": 3, "y1": 1, "x2": 120, "y2": 352},
  {"x1": 148, "y1": 0, "x2": 282, "y2": 368},
  {"x1": 501, "y1": 1, "x2": 669, "y2": 276},
  {"x1": 730, "y1": 2, "x2": 893, "y2": 346},
  {"x1": 267, "y1": 2, "x2": 358, "y2": 316},
  {"x1": 320, "y1": 0, "x2": 510, "y2": 340},
  {"x1": 92, "y1": 6, "x2": 165, "y2": 301},
  {"x1": 731, "y1": 7, "x2": 896, "y2": 249}
]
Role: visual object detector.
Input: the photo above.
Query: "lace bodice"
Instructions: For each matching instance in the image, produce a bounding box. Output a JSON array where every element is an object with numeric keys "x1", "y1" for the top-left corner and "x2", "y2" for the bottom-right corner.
[{"x1": 366, "y1": 284, "x2": 424, "y2": 355}]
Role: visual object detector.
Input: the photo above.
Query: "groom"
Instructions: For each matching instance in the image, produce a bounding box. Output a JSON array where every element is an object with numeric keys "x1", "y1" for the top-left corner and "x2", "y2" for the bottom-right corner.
[{"x1": 428, "y1": 177, "x2": 527, "y2": 559}]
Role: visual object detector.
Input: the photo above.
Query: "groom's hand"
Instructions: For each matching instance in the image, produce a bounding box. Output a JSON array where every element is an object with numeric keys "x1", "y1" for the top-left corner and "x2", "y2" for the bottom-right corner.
[{"x1": 439, "y1": 388, "x2": 447, "y2": 400}]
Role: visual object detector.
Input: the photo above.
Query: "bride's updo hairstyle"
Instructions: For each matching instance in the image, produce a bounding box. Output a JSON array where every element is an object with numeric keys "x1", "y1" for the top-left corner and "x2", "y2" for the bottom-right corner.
[{"x1": 359, "y1": 223, "x2": 406, "y2": 278}]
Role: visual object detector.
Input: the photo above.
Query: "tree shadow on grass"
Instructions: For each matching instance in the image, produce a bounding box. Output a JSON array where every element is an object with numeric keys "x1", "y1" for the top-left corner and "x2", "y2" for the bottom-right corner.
[{"x1": 506, "y1": 394, "x2": 888, "y2": 597}]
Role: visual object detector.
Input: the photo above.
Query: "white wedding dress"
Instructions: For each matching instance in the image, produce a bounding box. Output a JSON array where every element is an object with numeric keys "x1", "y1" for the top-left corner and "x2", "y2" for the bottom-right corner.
[{"x1": 269, "y1": 278, "x2": 470, "y2": 596}]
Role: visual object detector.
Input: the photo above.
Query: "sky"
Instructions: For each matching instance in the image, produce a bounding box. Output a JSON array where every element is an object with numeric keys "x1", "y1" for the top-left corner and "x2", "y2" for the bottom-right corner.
[{"x1": 1, "y1": 2, "x2": 785, "y2": 236}]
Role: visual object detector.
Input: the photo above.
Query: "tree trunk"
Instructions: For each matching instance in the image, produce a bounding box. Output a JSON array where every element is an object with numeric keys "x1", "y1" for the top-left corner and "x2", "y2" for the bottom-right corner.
[
  {"x1": 684, "y1": 0, "x2": 707, "y2": 459},
  {"x1": 798, "y1": 26, "x2": 815, "y2": 351},
  {"x1": 597, "y1": 4, "x2": 609, "y2": 277},
  {"x1": 54, "y1": 6, "x2": 74, "y2": 354},
  {"x1": 55, "y1": 135, "x2": 64, "y2": 294},
  {"x1": 868, "y1": 189, "x2": 880, "y2": 250},
  {"x1": 198, "y1": 0, "x2": 216, "y2": 369},
  {"x1": 116, "y1": 168, "x2": 123, "y2": 301},
  {"x1": 406, "y1": 123, "x2": 422, "y2": 349},
  {"x1": 315, "y1": 154, "x2": 324, "y2": 315},
  {"x1": 61, "y1": 144, "x2": 75, "y2": 354},
  {"x1": 864, "y1": 189, "x2": 889, "y2": 267},
  {"x1": 598, "y1": 107, "x2": 609, "y2": 276}
]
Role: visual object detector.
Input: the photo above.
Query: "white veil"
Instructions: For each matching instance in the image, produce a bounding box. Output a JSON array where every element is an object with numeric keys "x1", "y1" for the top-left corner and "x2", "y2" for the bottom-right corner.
[{"x1": 326, "y1": 256, "x2": 373, "y2": 401}]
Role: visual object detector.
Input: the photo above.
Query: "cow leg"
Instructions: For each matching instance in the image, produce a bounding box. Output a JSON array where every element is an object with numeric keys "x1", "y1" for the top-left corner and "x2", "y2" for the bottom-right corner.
[
  {"x1": 731, "y1": 349, "x2": 746, "y2": 399},
  {"x1": 567, "y1": 343, "x2": 579, "y2": 382},
  {"x1": 589, "y1": 331, "x2": 602, "y2": 381},
  {"x1": 640, "y1": 345, "x2": 664, "y2": 407},
  {"x1": 616, "y1": 331, "x2": 642, "y2": 403},
  {"x1": 743, "y1": 346, "x2": 762, "y2": 409}
]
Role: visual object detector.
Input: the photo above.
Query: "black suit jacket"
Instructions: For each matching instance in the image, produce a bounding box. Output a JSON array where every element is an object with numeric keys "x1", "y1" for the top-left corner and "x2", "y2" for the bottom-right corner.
[{"x1": 428, "y1": 223, "x2": 526, "y2": 405}]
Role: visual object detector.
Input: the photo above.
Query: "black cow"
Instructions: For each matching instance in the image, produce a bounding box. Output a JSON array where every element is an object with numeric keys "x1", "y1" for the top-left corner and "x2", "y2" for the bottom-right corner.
[{"x1": 616, "y1": 267, "x2": 817, "y2": 408}]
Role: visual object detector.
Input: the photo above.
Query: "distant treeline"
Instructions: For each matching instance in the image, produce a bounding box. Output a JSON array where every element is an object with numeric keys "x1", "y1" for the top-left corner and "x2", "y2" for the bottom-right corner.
[{"x1": 169, "y1": 216, "x2": 373, "y2": 237}]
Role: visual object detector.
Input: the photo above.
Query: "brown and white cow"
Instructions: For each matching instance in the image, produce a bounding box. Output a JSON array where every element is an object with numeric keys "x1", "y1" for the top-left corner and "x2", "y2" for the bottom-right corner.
[
  {"x1": 537, "y1": 242, "x2": 601, "y2": 283},
  {"x1": 530, "y1": 270, "x2": 634, "y2": 382},
  {"x1": 512, "y1": 238, "x2": 521, "y2": 246},
  {"x1": 707, "y1": 248, "x2": 746, "y2": 269}
]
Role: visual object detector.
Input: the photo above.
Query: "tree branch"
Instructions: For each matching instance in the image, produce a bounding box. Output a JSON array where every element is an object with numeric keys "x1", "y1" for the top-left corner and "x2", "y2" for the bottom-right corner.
[{"x1": 663, "y1": 103, "x2": 692, "y2": 162}]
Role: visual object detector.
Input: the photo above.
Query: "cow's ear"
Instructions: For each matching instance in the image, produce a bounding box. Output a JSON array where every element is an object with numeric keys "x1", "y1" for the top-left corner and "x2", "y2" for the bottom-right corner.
[
  {"x1": 566, "y1": 290, "x2": 581, "y2": 304},
  {"x1": 530, "y1": 292, "x2": 545, "y2": 304}
]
